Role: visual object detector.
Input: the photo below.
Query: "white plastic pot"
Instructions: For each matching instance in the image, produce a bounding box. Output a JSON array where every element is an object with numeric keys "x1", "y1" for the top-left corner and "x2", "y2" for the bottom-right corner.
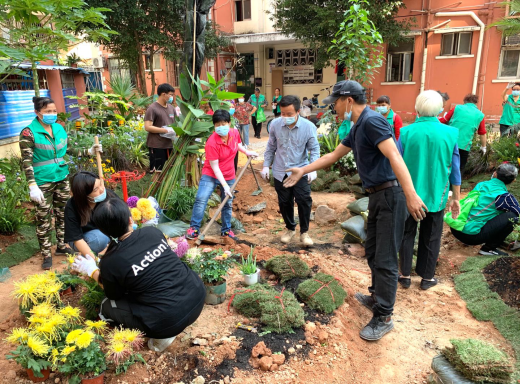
[{"x1": 243, "y1": 269, "x2": 260, "y2": 286}]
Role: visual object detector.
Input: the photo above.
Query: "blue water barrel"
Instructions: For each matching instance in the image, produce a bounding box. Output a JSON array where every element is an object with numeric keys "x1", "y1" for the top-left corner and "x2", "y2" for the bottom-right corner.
[
  {"x1": 0, "y1": 90, "x2": 51, "y2": 140},
  {"x1": 62, "y1": 88, "x2": 80, "y2": 121}
]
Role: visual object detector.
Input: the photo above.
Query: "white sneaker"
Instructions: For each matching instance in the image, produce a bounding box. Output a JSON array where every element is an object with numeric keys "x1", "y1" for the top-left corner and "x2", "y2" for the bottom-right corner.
[
  {"x1": 148, "y1": 336, "x2": 177, "y2": 352},
  {"x1": 301, "y1": 232, "x2": 313, "y2": 246},
  {"x1": 280, "y1": 230, "x2": 296, "y2": 244}
]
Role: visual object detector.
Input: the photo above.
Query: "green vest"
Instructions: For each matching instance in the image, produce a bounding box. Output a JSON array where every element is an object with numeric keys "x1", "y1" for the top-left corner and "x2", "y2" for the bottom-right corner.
[
  {"x1": 272, "y1": 96, "x2": 282, "y2": 114},
  {"x1": 463, "y1": 178, "x2": 508, "y2": 235},
  {"x1": 250, "y1": 94, "x2": 266, "y2": 116},
  {"x1": 386, "y1": 109, "x2": 395, "y2": 129},
  {"x1": 27, "y1": 118, "x2": 69, "y2": 185},
  {"x1": 400, "y1": 116, "x2": 459, "y2": 213},
  {"x1": 499, "y1": 95, "x2": 520, "y2": 126},
  {"x1": 448, "y1": 103, "x2": 484, "y2": 151}
]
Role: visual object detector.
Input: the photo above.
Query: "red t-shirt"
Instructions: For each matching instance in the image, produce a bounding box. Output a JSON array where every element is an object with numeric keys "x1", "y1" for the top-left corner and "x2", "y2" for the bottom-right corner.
[{"x1": 202, "y1": 129, "x2": 241, "y2": 181}]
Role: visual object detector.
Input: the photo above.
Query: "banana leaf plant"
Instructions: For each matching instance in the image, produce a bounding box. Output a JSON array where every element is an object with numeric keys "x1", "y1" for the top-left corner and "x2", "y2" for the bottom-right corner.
[{"x1": 145, "y1": 70, "x2": 243, "y2": 206}]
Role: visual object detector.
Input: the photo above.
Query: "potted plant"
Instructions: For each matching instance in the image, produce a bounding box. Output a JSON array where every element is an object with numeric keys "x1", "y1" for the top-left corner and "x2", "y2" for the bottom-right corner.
[
  {"x1": 13, "y1": 271, "x2": 64, "y2": 317},
  {"x1": 57, "y1": 257, "x2": 83, "y2": 297},
  {"x1": 240, "y1": 247, "x2": 259, "y2": 286},
  {"x1": 6, "y1": 329, "x2": 52, "y2": 383}
]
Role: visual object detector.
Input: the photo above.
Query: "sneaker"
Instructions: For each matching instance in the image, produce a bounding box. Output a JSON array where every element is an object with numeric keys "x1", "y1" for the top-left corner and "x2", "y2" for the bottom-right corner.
[
  {"x1": 186, "y1": 227, "x2": 199, "y2": 240},
  {"x1": 148, "y1": 336, "x2": 177, "y2": 352},
  {"x1": 420, "y1": 278, "x2": 438, "y2": 290},
  {"x1": 479, "y1": 246, "x2": 508, "y2": 256},
  {"x1": 359, "y1": 315, "x2": 394, "y2": 341},
  {"x1": 300, "y1": 232, "x2": 313, "y2": 247},
  {"x1": 55, "y1": 245, "x2": 75, "y2": 256},
  {"x1": 42, "y1": 257, "x2": 53, "y2": 270},
  {"x1": 221, "y1": 230, "x2": 238, "y2": 240},
  {"x1": 280, "y1": 230, "x2": 296, "y2": 244},
  {"x1": 354, "y1": 292, "x2": 376, "y2": 312},
  {"x1": 398, "y1": 277, "x2": 411, "y2": 289}
]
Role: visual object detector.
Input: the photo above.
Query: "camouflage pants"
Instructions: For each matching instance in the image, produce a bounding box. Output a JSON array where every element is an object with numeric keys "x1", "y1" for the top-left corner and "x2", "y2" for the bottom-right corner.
[{"x1": 35, "y1": 179, "x2": 70, "y2": 258}]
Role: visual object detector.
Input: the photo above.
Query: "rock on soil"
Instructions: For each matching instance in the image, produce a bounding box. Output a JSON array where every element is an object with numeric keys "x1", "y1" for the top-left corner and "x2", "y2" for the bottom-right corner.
[
  {"x1": 259, "y1": 356, "x2": 273, "y2": 371},
  {"x1": 314, "y1": 205, "x2": 337, "y2": 225},
  {"x1": 246, "y1": 202, "x2": 267, "y2": 214}
]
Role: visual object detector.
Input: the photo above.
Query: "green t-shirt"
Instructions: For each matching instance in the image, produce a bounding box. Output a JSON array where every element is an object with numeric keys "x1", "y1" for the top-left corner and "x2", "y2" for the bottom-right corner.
[{"x1": 499, "y1": 95, "x2": 520, "y2": 126}]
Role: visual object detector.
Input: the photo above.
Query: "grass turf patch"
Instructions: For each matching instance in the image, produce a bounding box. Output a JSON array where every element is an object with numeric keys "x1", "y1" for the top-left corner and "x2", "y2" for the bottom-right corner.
[
  {"x1": 259, "y1": 287, "x2": 305, "y2": 333},
  {"x1": 265, "y1": 255, "x2": 311, "y2": 283},
  {"x1": 296, "y1": 273, "x2": 347, "y2": 314},
  {"x1": 231, "y1": 284, "x2": 278, "y2": 318},
  {"x1": 0, "y1": 225, "x2": 41, "y2": 268}
]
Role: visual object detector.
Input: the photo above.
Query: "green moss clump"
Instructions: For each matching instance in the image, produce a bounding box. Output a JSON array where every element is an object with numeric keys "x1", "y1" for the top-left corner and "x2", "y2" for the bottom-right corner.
[
  {"x1": 231, "y1": 284, "x2": 277, "y2": 318},
  {"x1": 265, "y1": 255, "x2": 311, "y2": 283},
  {"x1": 296, "y1": 273, "x2": 347, "y2": 314},
  {"x1": 311, "y1": 177, "x2": 326, "y2": 191},
  {"x1": 329, "y1": 180, "x2": 349, "y2": 192},
  {"x1": 259, "y1": 288, "x2": 305, "y2": 333}
]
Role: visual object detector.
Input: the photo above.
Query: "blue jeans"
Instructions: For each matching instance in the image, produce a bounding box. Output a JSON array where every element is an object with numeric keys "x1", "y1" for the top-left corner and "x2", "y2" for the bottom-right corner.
[
  {"x1": 70, "y1": 229, "x2": 110, "y2": 254},
  {"x1": 238, "y1": 124, "x2": 250, "y2": 146},
  {"x1": 190, "y1": 174, "x2": 235, "y2": 233}
]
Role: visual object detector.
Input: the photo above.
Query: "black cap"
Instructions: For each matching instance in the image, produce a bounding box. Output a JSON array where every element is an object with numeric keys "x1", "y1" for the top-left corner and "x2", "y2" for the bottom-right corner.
[{"x1": 322, "y1": 80, "x2": 365, "y2": 104}]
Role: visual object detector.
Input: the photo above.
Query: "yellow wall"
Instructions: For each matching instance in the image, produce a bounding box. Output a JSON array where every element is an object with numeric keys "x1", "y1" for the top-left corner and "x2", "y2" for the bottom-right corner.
[
  {"x1": 234, "y1": 0, "x2": 276, "y2": 34},
  {"x1": 0, "y1": 139, "x2": 21, "y2": 159}
]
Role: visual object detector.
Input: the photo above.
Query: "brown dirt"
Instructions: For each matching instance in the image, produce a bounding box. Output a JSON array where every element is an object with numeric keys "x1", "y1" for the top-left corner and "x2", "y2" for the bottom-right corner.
[
  {"x1": 483, "y1": 257, "x2": 520, "y2": 309},
  {"x1": 0, "y1": 169, "x2": 516, "y2": 384}
]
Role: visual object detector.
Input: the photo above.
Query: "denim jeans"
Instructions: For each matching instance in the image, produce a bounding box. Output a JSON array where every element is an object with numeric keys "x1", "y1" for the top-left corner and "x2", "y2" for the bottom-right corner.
[
  {"x1": 69, "y1": 229, "x2": 110, "y2": 254},
  {"x1": 190, "y1": 174, "x2": 235, "y2": 233},
  {"x1": 238, "y1": 124, "x2": 250, "y2": 146}
]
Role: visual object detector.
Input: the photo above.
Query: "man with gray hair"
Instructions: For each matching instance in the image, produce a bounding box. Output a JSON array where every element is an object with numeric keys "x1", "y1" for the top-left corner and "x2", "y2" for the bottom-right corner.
[
  {"x1": 449, "y1": 163, "x2": 519, "y2": 256},
  {"x1": 397, "y1": 90, "x2": 462, "y2": 291}
]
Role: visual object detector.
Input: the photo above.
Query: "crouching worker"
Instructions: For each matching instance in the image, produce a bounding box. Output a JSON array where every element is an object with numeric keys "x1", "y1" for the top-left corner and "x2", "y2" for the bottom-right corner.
[
  {"x1": 71, "y1": 198, "x2": 206, "y2": 352},
  {"x1": 449, "y1": 163, "x2": 519, "y2": 256}
]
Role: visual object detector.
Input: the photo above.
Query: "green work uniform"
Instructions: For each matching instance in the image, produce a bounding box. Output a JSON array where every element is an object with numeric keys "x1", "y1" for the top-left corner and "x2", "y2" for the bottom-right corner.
[
  {"x1": 272, "y1": 95, "x2": 282, "y2": 114},
  {"x1": 462, "y1": 178, "x2": 508, "y2": 235},
  {"x1": 400, "y1": 116, "x2": 459, "y2": 212},
  {"x1": 386, "y1": 109, "x2": 395, "y2": 129},
  {"x1": 448, "y1": 103, "x2": 485, "y2": 151},
  {"x1": 28, "y1": 118, "x2": 69, "y2": 185},
  {"x1": 250, "y1": 94, "x2": 266, "y2": 117},
  {"x1": 499, "y1": 95, "x2": 520, "y2": 126}
]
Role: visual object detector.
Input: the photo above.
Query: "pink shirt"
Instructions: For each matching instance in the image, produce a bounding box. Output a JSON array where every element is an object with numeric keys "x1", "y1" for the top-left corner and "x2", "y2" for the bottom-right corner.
[{"x1": 202, "y1": 128, "x2": 241, "y2": 181}]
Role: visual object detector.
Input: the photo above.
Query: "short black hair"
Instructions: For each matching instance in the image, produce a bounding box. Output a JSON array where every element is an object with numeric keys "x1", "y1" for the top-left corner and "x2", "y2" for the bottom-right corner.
[
  {"x1": 157, "y1": 83, "x2": 175, "y2": 96},
  {"x1": 376, "y1": 95, "x2": 391, "y2": 104},
  {"x1": 513, "y1": 82, "x2": 520, "y2": 89},
  {"x1": 33, "y1": 97, "x2": 55, "y2": 112},
  {"x1": 212, "y1": 109, "x2": 231, "y2": 124},
  {"x1": 437, "y1": 91, "x2": 450, "y2": 102},
  {"x1": 255, "y1": 88, "x2": 260, "y2": 92},
  {"x1": 496, "y1": 163, "x2": 518, "y2": 185},
  {"x1": 463, "y1": 94, "x2": 479, "y2": 104},
  {"x1": 279, "y1": 95, "x2": 301, "y2": 112}
]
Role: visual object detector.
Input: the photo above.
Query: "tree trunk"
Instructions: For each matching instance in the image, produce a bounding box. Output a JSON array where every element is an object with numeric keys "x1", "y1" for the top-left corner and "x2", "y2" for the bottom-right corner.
[
  {"x1": 31, "y1": 61, "x2": 40, "y2": 97},
  {"x1": 134, "y1": 31, "x2": 147, "y2": 95},
  {"x1": 149, "y1": 51, "x2": 156, "y2": 97}
]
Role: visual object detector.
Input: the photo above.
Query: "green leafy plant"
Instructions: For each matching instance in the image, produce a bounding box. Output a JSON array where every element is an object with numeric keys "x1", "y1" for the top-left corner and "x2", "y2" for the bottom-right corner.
[
  {"x1": 487, "y1": 0, "x2": 520, "y2": 37},
  {"x1": 164, "y1": 187, "x2": 198, "y2": 220},
  {"x1": 0, "y1": 158, "x2": 27, "y2": 235},
  {"x1": 186, "y1": 248, "x2": 236, "y2": 285},
  {"x1": 6, "y1": 343, "x2": 51, "y2": 378},
  {"x1": 491, "y1": 136, "x2": 520, "y2": 164},
  {"x1": 240, "y1": 247, "x2": 258, "y2": 275},
  {"x1": 79, "y1": 279, "x2": 105, "y2": 320}
]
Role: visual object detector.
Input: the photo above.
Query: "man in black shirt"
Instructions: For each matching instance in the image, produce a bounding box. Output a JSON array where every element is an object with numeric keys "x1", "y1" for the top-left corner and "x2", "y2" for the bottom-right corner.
[{"x1": 284, "y1": 80, "x2": 427, "y2": 341}]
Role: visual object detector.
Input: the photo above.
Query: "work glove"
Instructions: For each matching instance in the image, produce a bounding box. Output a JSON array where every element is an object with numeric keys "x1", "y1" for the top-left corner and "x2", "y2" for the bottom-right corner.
[
  {"x1": 29, "y1": 185, "x2": 45, "y2": 205},
  {"x1": 260, "y1": 166, "x2": 270, "y2": 180},
  {"x1": 307, "y1": 171, "x2": 317, "y2": 184},
  {"x1": 88, "y1": 143, "x2": 103, "y2": 156},
  {"x1": 507, "y1": 81, "x2": 516, "y2": 89},
  {"x1": 222, "y1": 184, "x2": 234, "y2": 199},
  {"x1": 71, "y1": 254, "x2": 99, "y2": 278},
  {"x1": 245, "y1": 150, "x2": 258, "y2": 158},
  {"x1": 481, "y1": 146, "x2": 486, "y2": 155}
]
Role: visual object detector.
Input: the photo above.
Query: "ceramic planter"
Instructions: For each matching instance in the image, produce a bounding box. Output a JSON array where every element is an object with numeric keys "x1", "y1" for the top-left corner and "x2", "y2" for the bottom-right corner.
[
  {"x1": 242, "y1": 269, "x2": 260, "y2": 286},
  {"x1": 204, "y1": 279, "x2": 227, "y2": 305},
  {"x1": 81, "y1": 372, "x2": 105, "y2": 384},
  {"x1": 26, "y1": 368, "x2": 50, "y2": 383}
]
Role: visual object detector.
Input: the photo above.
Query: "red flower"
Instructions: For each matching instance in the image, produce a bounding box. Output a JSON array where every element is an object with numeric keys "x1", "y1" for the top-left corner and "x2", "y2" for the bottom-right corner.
[{"x1": 516, "y1": 143, "x2": 519, "y2": 147}]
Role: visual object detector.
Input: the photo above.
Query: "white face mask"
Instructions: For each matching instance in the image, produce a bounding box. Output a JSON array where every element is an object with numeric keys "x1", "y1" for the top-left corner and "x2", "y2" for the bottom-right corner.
[{"x1": 238, "y1": 98, "x2": 244, "y2": 103}]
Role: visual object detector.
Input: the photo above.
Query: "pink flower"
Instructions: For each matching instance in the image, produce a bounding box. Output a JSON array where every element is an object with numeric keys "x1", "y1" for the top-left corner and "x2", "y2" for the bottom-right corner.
[
  {"x1": 224, "y1": 250, "x2": 232, "y2": 256},
  {"x1": 174, "y1": 236, "x2": 189, "y2": 258},
  {"x1": 0, "y1": 174, "x2": 5, "y2": 183},
  {"x1": 203, "y1": 248, "x2": 212, "y2": 253}
]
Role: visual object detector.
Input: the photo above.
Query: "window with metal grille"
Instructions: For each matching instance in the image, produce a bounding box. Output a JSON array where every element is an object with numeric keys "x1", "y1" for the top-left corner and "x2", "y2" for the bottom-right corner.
[
  {"x1": 440, "y1": 32, "x2": 473, "y2": 56},
  {"x1": 60, "y1": 72, "x2": 76, "y2": 89},
  {"x1": 276, "y1": 49, "x2": 322, "y2": 84},
  {"x1": 498, "y1": 33, "x2": 520, "y2": 78},
  {"x1": 386, "y1": 39, "x2": 414, "y2": 82}
]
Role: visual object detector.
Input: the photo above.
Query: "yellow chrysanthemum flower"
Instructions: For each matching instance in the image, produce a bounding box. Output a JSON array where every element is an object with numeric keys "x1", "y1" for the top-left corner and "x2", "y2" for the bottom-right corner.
[
  {"x1": 30, "y1": 303, "x2": 55, "y2": 319},
  {"x1": 85, "y1": 320, "x2": 107, "y2": 333},
  {"x1": 60, "y1": 306, "x2": 82, "y2": 321},
  {"x1": 142, "y1": 207, "x2": 157, "y2": 221},
  {"x1": 75, "y1": 330, "x2": 95, "y2": 349},
  {"x1": 50, "y1": 348, "x2": 59, "y2": 366},
  {"x1": 66, "y1": 254, "x2": 76, "y2": 264},
  {"x1": 62, "y1": 345, "x2": 76, "y2": 356},
  {"x1": 13, "y1": 281, "x2": 38, "y2": 308},
  {"x1": 6, "y1": 328, "x2": 30, "y2": 344},
  {"x1": 136, "y1": 198, "x2": 152, "y2": 211},
  {"x1": 130, "y1": 207, "x2": 142, "y2": 222},
  {"x1": 35, "y1": 321, "x2": 59, "y2": 342},
  {"x1": 27, "y1": 335, "x2": 50, "y2": 357},
  {"x1": 65, "y1": 329, "x2": 84, "y2": 344}
]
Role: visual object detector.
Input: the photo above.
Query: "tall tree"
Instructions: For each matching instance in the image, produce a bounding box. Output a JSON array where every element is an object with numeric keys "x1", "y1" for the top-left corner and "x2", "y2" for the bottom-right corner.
[
  {"x1": 269, "y1": 0, "x2": 413, "y2": 69},
  {"x1": 0, "y1": 0, "x2": 113, "y2": 96}
]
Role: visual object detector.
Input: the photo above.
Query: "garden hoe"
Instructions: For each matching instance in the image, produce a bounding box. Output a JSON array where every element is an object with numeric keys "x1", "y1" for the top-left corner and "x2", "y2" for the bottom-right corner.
[
  {"x1": 237, "y1": 128, "x2": 263, "y2": 196},
  {"x1": 94, "y1": 136, "x2": 104, "y2": 180},
  {"x1": 196, "y1": 157, "x2": 253, "y2": 246}
]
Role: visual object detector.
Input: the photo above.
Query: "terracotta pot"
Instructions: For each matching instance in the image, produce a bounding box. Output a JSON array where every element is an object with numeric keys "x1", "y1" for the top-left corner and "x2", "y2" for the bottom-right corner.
[
  {"x1": 81, "y1": 372, "x2": 105, "y2": 384},
  {"x1": 60, "y1": 286, "x2": 72, "y2": 297},
  {"x1": 26, "y1": 368, "x2": 50, "y2": 383},
  {"x1": 204, "y1": 279, "x2": 227, "y2": 305}
]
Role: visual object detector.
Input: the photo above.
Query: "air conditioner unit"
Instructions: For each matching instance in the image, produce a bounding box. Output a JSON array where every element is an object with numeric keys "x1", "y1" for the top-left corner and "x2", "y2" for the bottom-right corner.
[{"x1": 92, "y1": 54, "x2": 103, "y2": 68}]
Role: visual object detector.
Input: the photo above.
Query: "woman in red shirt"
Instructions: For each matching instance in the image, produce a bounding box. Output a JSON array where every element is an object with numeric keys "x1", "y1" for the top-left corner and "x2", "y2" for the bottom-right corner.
[
  {"x1": 375, "y1": 95, "x2": 403, "y2": 140},
  {"x1": 186, "y1": 110, "x2": 258, "y2": 240}
]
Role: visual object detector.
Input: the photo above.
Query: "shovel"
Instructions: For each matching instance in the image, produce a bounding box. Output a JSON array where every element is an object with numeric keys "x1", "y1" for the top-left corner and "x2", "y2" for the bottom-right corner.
[
  {"x1": 94, "y1": 136, "x2": 104, "y2": 180},
  {"x1": 237, "y1": 126, "x2": 263, "y2": 196},
  {"x1": 196, "y1": 157, "x2": 253, "y2": 246}
]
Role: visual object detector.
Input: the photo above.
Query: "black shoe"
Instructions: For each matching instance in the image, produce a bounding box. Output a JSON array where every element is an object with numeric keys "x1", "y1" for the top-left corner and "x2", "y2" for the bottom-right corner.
[
  {"x1": 478, "y1": 246, "x2": 508, "y2": 256},
  {"x1": 398, "y1": 277, "x2": 411, "y2": 289},
  {"x1": 42, "y1": 257, "x2": 53, "y2": 270},
  {"x1": 354, "y1": 292, "x2": 376, "y2": 312},
  {"x1": 359, "y1": 315, "x2": 394, "y2": 341},
  {"x1": 55, "y1": 245, "x2": 75, "y2": 256},
  {"x1": 420, "y1": 278, "x2": 438, "y2": 290}
]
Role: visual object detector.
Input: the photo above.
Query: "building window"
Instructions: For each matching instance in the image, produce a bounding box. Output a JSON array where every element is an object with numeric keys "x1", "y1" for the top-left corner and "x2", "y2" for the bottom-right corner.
[
  {"x1": 386, "y1": 39, "x2": 414, "y2": 82},
  {"x1": 60, "y1": 72, "x2": 76, "y2": 89},
  {"x1": 441, "y1": 32, "x2": 472, "y2": 56},
  {"x1": 498, "y1": 34, "x2": 520, "y2": 78},
  {"x1": 145, "y1": 53, "x2": 162, "y2": 71},
  {"x1": 276, "y1": 49, "x2": 322, "y2": 84},
  {"x1": 235, "y1": 0, "x2": 251, "y2": 21},
  {"x1": 108, "y1": 58, "x2": 131, "y2": 80}
]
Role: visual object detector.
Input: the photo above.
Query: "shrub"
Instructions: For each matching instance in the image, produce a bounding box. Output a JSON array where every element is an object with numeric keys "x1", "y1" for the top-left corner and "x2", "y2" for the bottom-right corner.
[
  {"x1": 265, "y1": 255, "x2": 311, "y2": 283},
  {"x1": 296, "y1": 273, "x2": 347, "y2": 313},
  {"x1": 0, "y1": 158, "x2": 28, "y2": 235},
  {"x1": 164, "y1": 187, "x2": 198, "y2": 220},
  {"x1": 491, "y1": 136, "x2": 520, "y2": 164}
]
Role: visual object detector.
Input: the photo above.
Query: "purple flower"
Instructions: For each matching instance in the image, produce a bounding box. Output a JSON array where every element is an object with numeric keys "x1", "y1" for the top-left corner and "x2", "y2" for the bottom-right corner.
[
  {"x1": 174, "y1": 236, "x2": 189, "y2": 258},
  {"x1": 127, "y1": 196, "x2": 139, "y2": 208}
]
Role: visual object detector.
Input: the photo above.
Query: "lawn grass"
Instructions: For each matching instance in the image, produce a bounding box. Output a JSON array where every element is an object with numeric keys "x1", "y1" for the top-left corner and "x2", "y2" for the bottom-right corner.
[{"x1": 0, "y1": 225, "x2": 40, "y2": 268}]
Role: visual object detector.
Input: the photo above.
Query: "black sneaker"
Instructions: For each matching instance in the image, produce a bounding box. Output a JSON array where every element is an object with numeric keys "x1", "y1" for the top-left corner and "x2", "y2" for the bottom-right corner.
[
  {"x1": 398, "y1": 277, "x2": 411, "y2": 289},
  {"x1": 359, "y1": 315, "x2": 394, "y2": 341},
  {"x1": 186, "y1": 227, "x2": 199, "y2": 240},
  {"x1": 55, "y1": 245, "x2": 75, "y2": 256},
  {"x1": 42, "y1": 257, "x2": 53, "y2": 270},
  {"x1": 479, "y1": 246, "x2": 508, "y2": 256},
  {"x1": 420, "y1": 278, "x2": 438, "y2": 290},
  {"x1": 354, "y1": 292, "x2": 376, "y2": 312}
]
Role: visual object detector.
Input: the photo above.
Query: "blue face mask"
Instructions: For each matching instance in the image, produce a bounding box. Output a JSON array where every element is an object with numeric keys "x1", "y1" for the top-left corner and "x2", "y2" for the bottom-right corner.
[
  {"x1": 283, "y1": 116, "x2": 297, "y2": 126},
  {"x1": 512, "y1": 90, "x2": 520, "y2": 97},
  {"x1": 91, "y1": 189, "x2": 107, "y2": 203},
  {"x1": 41, "y1": 114, "x2": 57, "y2": 125},
  {"x1": 229, "y1": 108, "x2": 235, "y2": 115},
  {"x1": 167, "y1": 96, "x2": 174, "y2": 104},
  {"x1": 344, "y1": 111, "x2": 352, "y2": 122},
  {"x1": 375, "y1": 106, "x2": 388, "y2": 115},
  {"x1": 215, "y1": 125, "x2": 230, "y2": 137}
]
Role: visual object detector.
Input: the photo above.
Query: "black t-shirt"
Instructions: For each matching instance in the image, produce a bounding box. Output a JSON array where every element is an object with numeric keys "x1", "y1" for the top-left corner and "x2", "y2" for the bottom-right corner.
[
  {"x1": 99, "y1": 226, "x2": 205, "y2": 332},
  {"x1": 64, "y1": 189, "x2": 117, "y2": 243},
  {"x1": 341, "y1": 106, "x2": 397, "y2": 189}
]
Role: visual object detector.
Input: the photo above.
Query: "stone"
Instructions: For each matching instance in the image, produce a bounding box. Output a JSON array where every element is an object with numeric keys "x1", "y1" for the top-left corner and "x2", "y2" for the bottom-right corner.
[
  {"x1": 315, "y1": 205, "x2": 337, "y2": 225},
  {"x1": 298, "y1": 250, "x2": 306, "y2": 254},
  {"x1": 252, "y1": 228, "x2": 270, "y2": 235},
  {"x1": 338, "y1": 250, "x2": 344, "y2": 255},
  {"x1": 305, "y1": 331, "x2": 314, "y2": 345},
  {"x1": 246, "y1": 202, "x2": 267, "y2": 214},
  {"x1": 268, "y1": 274, "x2": 277, "y2": 280},
  {"x1": 251, "y1": 341, "x2": 272, "y2": 358},
  {"x1": 305, "y1": 360, "x2": 311, "y2": 365},
  {"x1": 213, "y1": 337, "x2": 231, "y2": 346},
  {"x1": 318, "y1": 331, "x2": 329, "y2": 344},
  {"x1": 250, "y1": 357, "x2": 260, "y2": 369},
  {"x1": 224, "y1": 376, "x2": 230, "y2": 384},
  {"x1": 192, "y1": 338, "x2": 208, "y2": 346},
  {"x1": 6, "y1": 371, "x2": 16, "y2": 381},
  {"x1": 242, "y1": 215, "x2": 253, "y2": 224},
  {"x1": 272, "y1": 353, "x2": 285, "y2": 365},
  {"x1": 270, "y1": 364, "x2": 279, "y2": 372},
  {"x1": 259, "y1": 356, "x2": 273, "y2": 371},
  {"x1": 305, "y1": 322, "x2": 316, "y2": 333},
  {"x1": 193, "y1": 376, "x2": 205, "y2": 384},
  {"x1": 55, "y1": 378, "x2": 60, "y2": 384},
  {"x1": 202, "y1": 334, "x2": 212, "y2": 339},
  {"x1": 253, "y1": 217, "x2": 264, "y2": 224},
  {"x1": 267, "y1": 215, "x2": 275, "y2": 220},
  {"x1": 288, "y1": 347, "x2": 296, "y2": 354}
]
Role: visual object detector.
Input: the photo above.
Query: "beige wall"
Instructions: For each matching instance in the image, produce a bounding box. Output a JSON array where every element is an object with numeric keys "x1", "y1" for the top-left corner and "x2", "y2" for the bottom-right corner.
[
  {"x1": 0, "y1": 139, "x2": 20, "y2": 159},
  {"x1": 234, "y1": 0, "x2": 277, "y2": 34}
]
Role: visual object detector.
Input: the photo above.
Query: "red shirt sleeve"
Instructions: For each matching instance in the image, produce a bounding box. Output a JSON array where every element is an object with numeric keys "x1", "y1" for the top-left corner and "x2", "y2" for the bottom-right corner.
[
  {"x1": 393, "y1": 114, "x2": 403, "y2": 140},
  {"x1": 205, "y1": 138, "x2": 219, "y2": 161},
  {"x1": 477, "y1": 118, "x2": 486, "y2": 135},
  {"x1": 438, "y1": 107, "x2": 454, "y2": 124}
]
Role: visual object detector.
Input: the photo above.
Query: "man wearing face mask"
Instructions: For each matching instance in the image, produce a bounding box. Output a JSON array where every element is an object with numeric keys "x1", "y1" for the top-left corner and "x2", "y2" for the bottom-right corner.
[
  {"x1": 261, "y1": 96, "x2": 320, "y2": 247},
  {"x1": 283, "y1": 80, "x2": 427, "y2": 341},
  {"x1": 19, "y1": 97, "x2": 101, "y2": 269},
  {"x1": 145, "y1": 83, "x2": 177, "y2": 173}
]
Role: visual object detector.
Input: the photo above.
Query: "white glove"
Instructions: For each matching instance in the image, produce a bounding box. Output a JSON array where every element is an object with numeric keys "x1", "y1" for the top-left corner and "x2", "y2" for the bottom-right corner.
[
  {"x1": 222, "y1": 184, "x2": 233, "y2": 199},
  {"x1": 507, "y1": 81, "x2": 516, "y2": 89},
  {"x1": 261, "y1": 166, "x2": 270, "y2": 180},
  {"x1": 245, "y1": 150, "x2": 258, "y2": 158},
  {"x1": 481, "y1": 146, "x2": 487, "y2": 155},
  {"x1": 88, "y1": 143, "x2": 103, "y2": 156},
  {"x1": 307, "y1": 171, "x2": 317, "y2": 184},
  {"x1": 71, "y1": 254, "x2": 99, "y2": 278},
  {"x1": 29, "y1": 185, "x2": 45, "y2": 205}
]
